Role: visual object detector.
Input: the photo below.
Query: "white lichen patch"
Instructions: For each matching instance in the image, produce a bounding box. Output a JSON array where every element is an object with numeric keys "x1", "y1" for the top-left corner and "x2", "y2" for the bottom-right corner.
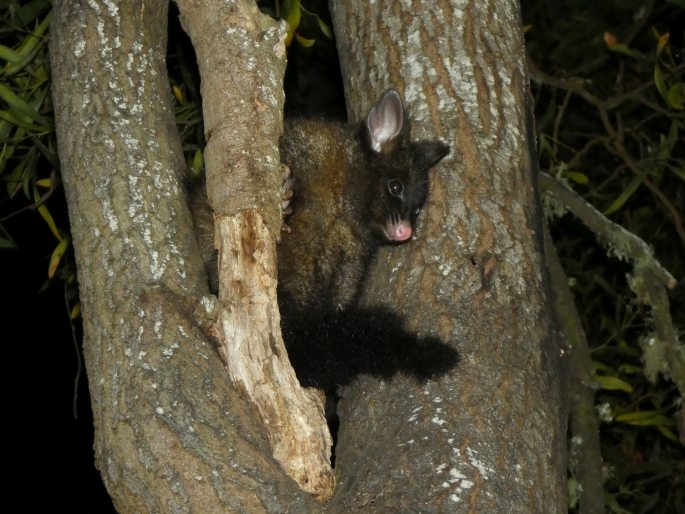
[
  {"x1": 449, "y1": 468, "x2": 466, "y2": 481},
  {"x1": 153, "y1": 320, "x2": 162, "y2": 338},
  {"x1": 155, "y1": 406, "x2": 164, "y2": 415},
  {"x1": 570, "y1": 435, "x2": 584, "y2": 447},
  {"x1": 162, "y1": 341, "x2": 180, "y2": 358},
  {"x1": 74, "y1": 38, "x2": 86, "y2": 58},
  {"x1": 102, "y1": 200, "x2": 118, "y2": 232},
  {"x1": 596, "y1": 402, "x2": 613, "y2": 422},
  {"x1": 431, "y1": 416, "x2": 447, "y2": 426},
  {"x1": 466, "y1": 447, "x2": 493, "y2": 479},
  {"x1": 435, "y1": 463, "x2": 448, "y2": 473}
]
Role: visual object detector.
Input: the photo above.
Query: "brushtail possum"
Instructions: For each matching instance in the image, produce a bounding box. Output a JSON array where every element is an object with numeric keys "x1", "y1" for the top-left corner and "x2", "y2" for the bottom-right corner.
[
  {"x1": 191, "y1": 89, "x2": 455, "y2": 389},
  {"x1": 278, "y1": 89, "x2": 449, "y2": 311},
  {"x1": 193, "y1": 89, "x2": 449, "y2": 303}
]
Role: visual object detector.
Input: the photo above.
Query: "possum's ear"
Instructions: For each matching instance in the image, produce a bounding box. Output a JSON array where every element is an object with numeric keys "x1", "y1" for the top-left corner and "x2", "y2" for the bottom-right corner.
[
  {"x1": 366, "y1": 89, "x2": 404, "y2": 152},
  {"x1": 413, "y1": 140, "x2": 450, "y2": 171}
]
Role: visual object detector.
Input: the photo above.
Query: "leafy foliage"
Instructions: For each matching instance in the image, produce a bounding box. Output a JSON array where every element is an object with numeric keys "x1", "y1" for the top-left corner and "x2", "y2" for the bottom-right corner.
[
  {"x1": 0, "y1": 1, "x2": 74, "y2": 286},
  {"x1": 524, "y1": 1, "x2": 684, "y2": 512}
]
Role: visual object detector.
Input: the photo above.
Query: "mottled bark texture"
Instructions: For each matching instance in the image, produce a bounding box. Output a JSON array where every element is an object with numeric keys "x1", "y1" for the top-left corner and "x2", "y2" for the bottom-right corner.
[
  {"x1": 327, "y1": 0, "x2": 568, "y2": 511},
  {"x1": 176, "y1": 0, "x2": 334, "y2": 498},
  {"x1": 50, "y1": 1, "x2": 321, "y2": 511},
  {"x1": 51, "y1": 0, "x2": 566, "y2": 510}
]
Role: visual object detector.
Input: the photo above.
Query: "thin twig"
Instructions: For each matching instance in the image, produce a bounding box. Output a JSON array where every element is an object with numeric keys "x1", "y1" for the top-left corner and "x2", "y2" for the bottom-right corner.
[{"x1": 65, "y1": 278, "x2": 82, "y2": 419}]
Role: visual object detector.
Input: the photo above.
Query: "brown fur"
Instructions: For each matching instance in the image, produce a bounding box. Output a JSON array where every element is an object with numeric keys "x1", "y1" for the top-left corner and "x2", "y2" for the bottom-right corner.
[
  {"x1": 277, "y1": 118, "x2": 371, "y2": 310},
  {"x1": 191, "y1": 91, "x2": 449, "y2": 312}
]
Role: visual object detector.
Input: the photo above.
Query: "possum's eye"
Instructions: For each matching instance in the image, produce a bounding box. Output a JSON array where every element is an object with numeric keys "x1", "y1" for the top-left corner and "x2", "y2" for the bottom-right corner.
[{"x1": 388, "y1": 179, "x2": 404, "y2": 198}]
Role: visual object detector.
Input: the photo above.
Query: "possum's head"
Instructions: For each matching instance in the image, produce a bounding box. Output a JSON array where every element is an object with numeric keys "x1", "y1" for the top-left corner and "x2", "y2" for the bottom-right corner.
[{"x1": 361, "y1": 89, "x2": 449, "y2": 243}]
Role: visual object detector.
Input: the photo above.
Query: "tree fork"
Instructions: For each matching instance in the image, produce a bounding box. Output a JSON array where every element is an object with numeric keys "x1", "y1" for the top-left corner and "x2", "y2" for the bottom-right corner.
[{"x1": 176, "y1": 0, "x2": 335, "y2": 499}]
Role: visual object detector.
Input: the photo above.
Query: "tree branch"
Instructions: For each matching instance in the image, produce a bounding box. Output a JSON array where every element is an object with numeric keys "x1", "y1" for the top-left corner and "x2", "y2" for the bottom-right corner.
[
  {"x1": 176, "y1": 0, "x2": 334, "y2": 499},
  {"x1": 540, "y1": 173, "x2": 683, "y2": 419},
  {"x1": 545, "y1": 230, "x2": 605, "y2": 514}
]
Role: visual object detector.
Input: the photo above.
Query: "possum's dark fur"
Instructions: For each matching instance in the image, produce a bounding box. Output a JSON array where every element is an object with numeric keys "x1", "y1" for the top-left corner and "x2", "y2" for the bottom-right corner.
[{"x1": 190, "y1": 89, "x2": 457, "y2": 394}]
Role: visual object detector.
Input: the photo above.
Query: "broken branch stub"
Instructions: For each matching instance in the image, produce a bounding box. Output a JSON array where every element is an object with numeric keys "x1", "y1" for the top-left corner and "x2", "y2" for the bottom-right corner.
[{"x1": 215, "y1": 209, "x2": 335, "y2": 500}]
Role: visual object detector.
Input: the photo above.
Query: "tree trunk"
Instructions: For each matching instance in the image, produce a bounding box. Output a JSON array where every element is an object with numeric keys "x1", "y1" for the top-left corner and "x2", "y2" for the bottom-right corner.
[
  {"x1": 50, "y1": 0, "x2": 566, "y2": 511},
  {"x1": 50, "y1": 1, "x2": 320, "y2": 511},
  {"x1": 327, "y1": 1, "x2": 568, "y2": 511}
]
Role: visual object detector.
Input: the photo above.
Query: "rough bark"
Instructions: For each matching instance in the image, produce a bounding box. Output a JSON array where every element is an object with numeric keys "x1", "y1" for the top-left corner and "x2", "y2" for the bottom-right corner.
[
  {"x1": 328, "y1": 1, "x2": 568, "y2": 511},
  {"x1": 51, "y1": 0, "x2": 567, "y2": 510},
  {"x1": 50, "y1": 1, "x2": 321, "y2": 511},
  {"x1": 175, "y1": 0, "x2": 334, "y2": 498}
]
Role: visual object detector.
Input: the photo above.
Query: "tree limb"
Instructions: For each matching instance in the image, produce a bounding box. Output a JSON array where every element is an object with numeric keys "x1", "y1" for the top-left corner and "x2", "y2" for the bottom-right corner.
[
  {"x1": 540, "y1": 173, "x2": 683, "y2": 430},
  {"x1": 176, "y1": 0, "x2": 335, "y2": 499},
  {"x1": 545, "y1": 230, "x2": 605, "y2": 514}
]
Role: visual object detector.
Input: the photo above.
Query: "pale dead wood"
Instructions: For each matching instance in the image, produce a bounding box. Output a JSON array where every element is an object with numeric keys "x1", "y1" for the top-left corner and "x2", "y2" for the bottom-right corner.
[{"x1": 214, "y1": 211, "x2": 334, "y2": 499}]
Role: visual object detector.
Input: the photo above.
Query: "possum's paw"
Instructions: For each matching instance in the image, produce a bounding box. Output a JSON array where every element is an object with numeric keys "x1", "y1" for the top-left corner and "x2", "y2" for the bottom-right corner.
[{"x1": 281, "y1": 164, "x2": 294, "y2": 233}]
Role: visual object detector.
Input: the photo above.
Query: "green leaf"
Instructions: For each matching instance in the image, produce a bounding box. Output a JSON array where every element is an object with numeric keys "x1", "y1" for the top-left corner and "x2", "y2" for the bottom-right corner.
[
  {"x1": 658, "y1": 121, "x2": 679, "y2": 159},
  {"x1": 595, "y1": 375, "x2": 633, "y2": 392},
  {"x1": 605, "y1": 493, "x2": 631, "y2": 514},
  {"x1": 0, "y1": 82, "x2": 48, "y2": 125},
  {"x1": 34, "y1": 185, "x2": 61, "y2": 241},
  {"x1": 283, "y1": 0, "x2": 302, "y2": 46},
  {"x1": 603, "y1": 33, "x2": 643, "y2": 58},
  {"x1": 607, "y1": 42, "x2": 643, "y2": 58},
  {"x1": 48, "y1": 236, "x2": 70, "y2": 279},
  {"x1": 190, "y1": 148, "x2": 204, "y2": 175},
  {"x1": 603, "y1": 173, "x2": 644, "y2": 215},
  {"x1": 667, "y1": 83, "x2": 684, "y2": 110},
  {"x1": 654, "y1": 65, "x2": 669, "y2": 102},
  {"x1": 298, "y1": 3, "x2": 333, "y2": 39},
  {"x1": 15, "y1": 0, "x2": 51, "y2": 25},
  {"x1": 656, "y1": 425, "x2": 679, "y2": 442},
  {"x1": 70, "y1": 302, "x2": 81, "y2": 320},
  {"x1": 0, "y1": 236, "x2": 16, "y2": 249},
  {"x1": 617, "y1": 363, "x2": 642, "y2": 374},
  {"x1": 0, "y1": 45, "x2": 22, "y2": 63},
  {"x1": 3, "y1": 12, "x2": 52, "y2": 77},
  {"x1": 652, "y1": 28, "x2": 670, "y2": 56},
  {"x1": 672, "y1": 165, "x2": 685, "y2": 182},
  {"x1": 313, "y1": 14, "x2": 333, "y2": 39},
  {"x1": 615, "y1": 410, "x2": 674, "y2": 426},
  {"x1": 0, "y1": 110, "x2": 49, "y2": 132},
  {"x1": 563, "y1": 171, "x2": 589, "y2": 185},
  {"x1": 295, "y1": 33, "x2": 316, "y2": 47}
]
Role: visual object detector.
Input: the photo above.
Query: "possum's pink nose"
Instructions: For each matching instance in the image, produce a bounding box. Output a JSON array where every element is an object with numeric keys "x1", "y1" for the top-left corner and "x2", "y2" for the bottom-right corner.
[{"x1": 388, "y1": 222, "x2": 412, "y2": 242}]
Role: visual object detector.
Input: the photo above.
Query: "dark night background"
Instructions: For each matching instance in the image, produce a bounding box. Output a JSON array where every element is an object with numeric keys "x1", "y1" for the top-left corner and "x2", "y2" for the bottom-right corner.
[{"x1": 6, "y1": 202, "x2": 115, "y2": 510}]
